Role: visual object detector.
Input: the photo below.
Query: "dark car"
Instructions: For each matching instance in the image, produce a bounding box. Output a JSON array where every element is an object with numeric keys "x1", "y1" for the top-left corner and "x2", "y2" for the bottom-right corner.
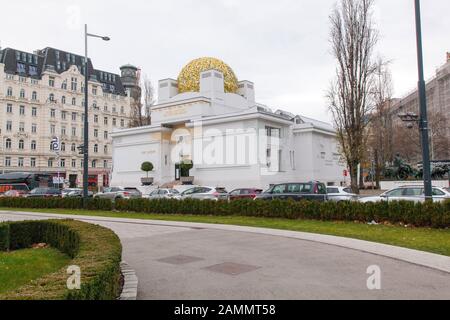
[
  {"x1": 229, "y1": 188, "x2": 263, "y2": 201},
  {"x1": 255, "y1": 182, "x2": 327, "y2": 202},
  {"x1": 26, "y1": 188, "x2": 62, "y2": 198}
]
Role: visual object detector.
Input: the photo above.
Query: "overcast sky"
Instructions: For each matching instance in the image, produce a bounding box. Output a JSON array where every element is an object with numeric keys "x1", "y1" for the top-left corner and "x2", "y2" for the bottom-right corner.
[{"x1": 1, "y1": 0, "x2": 449, "y2": 122}]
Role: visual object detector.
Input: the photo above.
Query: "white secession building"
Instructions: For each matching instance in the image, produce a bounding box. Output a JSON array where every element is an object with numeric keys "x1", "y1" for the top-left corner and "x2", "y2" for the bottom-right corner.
[{"x1": 111, "y1": 58, "x2": 345, "y2": 190}]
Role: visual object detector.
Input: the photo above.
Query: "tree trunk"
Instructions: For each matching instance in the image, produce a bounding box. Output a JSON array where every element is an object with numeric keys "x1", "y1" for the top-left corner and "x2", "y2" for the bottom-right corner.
[
  {"x1": 374, "y1": 149, "x2": 381, "y2": 189},
  {"x1": 349, "y1": 162, "x2": 360, "y2": 194},
  {"x1": 359, "y1": 165, "x2": 365, "y2": 190}
]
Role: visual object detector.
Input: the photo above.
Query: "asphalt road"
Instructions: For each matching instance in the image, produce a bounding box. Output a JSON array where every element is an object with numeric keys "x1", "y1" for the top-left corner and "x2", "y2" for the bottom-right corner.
[{"x1": 1, "y1": 211, "x2": 450, "y2": 300}]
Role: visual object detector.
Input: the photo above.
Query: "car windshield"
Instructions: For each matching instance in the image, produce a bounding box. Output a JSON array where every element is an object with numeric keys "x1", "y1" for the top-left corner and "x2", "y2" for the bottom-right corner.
[
  {"x1": 170, "y1": 189, "x2": 180, "y2": 194},
  {"x1": 327, "y1": 188, "x2": 339, "y2": 194}
]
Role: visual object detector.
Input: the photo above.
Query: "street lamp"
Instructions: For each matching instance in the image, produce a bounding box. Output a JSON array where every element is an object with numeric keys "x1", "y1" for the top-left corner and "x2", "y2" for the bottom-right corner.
[
  {"x1": 83, "y1": 24, "x2": 110, "y2": 202},
  {"x1": 413, "y1": 0, "x2": 433, "y2": 201}
]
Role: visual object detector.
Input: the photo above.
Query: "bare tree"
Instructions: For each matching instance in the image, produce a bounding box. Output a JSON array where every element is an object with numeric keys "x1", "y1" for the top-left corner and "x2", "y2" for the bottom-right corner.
[
  {"x1": 129, "y1": 74, "x2": 155, "y2": 127},
  {"x1": 367, "y1": 58, "x2": 394, "y2": 188},
  {"x1": 327, "y1": 0, "x2": 379, "y2": 193},
  {"x1": 142, "y1": 74, "x2": 155, "y2": 125}
]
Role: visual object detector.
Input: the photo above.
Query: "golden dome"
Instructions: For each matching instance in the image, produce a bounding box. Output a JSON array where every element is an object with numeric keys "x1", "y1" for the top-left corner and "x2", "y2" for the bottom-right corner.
[{"x1": 177, "y1": 57, "x2": 238, "y2": 94}]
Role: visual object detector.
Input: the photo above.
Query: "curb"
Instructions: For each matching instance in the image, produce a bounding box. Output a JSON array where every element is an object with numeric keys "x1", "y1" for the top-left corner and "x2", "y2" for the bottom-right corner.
[{"x1": 119, "y1": 261, "x2": 138, "y2": 300}]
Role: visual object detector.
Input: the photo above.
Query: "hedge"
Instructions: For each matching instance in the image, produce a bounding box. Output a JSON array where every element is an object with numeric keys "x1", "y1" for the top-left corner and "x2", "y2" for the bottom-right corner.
[
  {"x1": 0, "y1": 223, "x2": 9, "y2": 251},
  {"x1": 0, "y1": 219, "x2": 122, "y2": 300},
  {"x1": 0, "y1": 197, "x2": 449, "y2": 229}
]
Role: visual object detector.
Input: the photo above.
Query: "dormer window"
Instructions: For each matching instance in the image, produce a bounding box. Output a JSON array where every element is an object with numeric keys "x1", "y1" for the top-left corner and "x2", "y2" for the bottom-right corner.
[{"x1": 17, "y1": 63, "x2": 26, "y2": 74}]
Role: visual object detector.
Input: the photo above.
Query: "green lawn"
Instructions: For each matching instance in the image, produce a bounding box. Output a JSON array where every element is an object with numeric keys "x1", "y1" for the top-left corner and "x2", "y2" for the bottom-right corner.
[
  {"x1": 0, "y1": 248, "x2": 70, "y2": 294},
  {"x1": 2, "y1": 207, "x2": 450, "y2": 256}
]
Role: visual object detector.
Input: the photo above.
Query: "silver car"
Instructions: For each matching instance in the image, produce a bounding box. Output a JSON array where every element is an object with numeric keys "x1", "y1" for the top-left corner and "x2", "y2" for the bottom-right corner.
[
  {"x1": 94, "y1": 186, "x2": 142, "y2": 201},
  {"x1": 326, "y1": 186, "x2": 359, "y2": 202},
  {"x1": 148, "y1": 188, "x2": 180, "y2": 200},
  {"x1": 359, "y1": 185, "x2": 450, "y2": 203},
  {"x1": 180, "y1": 186, "x2": 229, "y2": 201}
]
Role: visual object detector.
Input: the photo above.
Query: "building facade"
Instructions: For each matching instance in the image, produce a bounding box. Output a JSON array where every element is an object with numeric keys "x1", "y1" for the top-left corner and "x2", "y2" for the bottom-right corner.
[
  {"x1": 111, "y1": 57, "x2": 346, "y2": 190},
  {"x1": 390, "y1": 53, "x2": 450, "y2": 160},
  {"x1": 0, "y1": 47, "x2": 139, "y2": 189}
]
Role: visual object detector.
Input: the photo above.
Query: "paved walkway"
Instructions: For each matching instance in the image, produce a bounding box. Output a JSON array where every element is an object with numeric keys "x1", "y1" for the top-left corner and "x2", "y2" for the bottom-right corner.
[{"x1": 1, "y1": 210, "x2": 449, "y2": 300}]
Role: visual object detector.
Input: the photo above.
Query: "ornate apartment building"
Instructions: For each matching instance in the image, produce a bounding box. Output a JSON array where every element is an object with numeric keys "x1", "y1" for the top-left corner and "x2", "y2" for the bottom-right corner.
[{"x1": 0, "y1": 47, "x2": 140, "y2": 189}]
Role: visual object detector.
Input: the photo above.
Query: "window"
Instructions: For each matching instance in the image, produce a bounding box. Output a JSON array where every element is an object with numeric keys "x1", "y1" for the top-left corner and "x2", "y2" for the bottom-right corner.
[
  {"x1": 50, "y1": 124, "x2": 56, "y2": 134},
  {"x1": 18, "y1": 158, "x2": 24, "y2": 167},
  {"x1": 104, "y1": 131, "x2": 108, "y2": 139},
  {"x1": 31, "y1": 107, "x2": 37, "y2": 117},
  {"x1": 94, "y1": 129, "x2": 98, "y2": 138},
  {"x1": 5, "y1": 157, "x2": 11, "y2": 167},
  {"x1": 272, "y1": 184, "x2": 287, "y2": 194},
  {"x1": 72, "y1": 97, "x2": 76, "y2": 106},
  {"x1": 72, "y1": 112, "x2": 77, "y2": 121},
  {"x1": 30, "y1": 158, "x2": 36, "y2": 168},
  {"x1": 29, "y1": 66, "x2": 38, "y2": 76},
  {"x1": 104, "y1": 145, "x2": 108, "y2": 154},
  {"x1": 60, "y1": 159, "x2": 66, "y2": 168},
  {"x1": 32, "y1": 124, "x2": 37, "y2": 133},
  {"x1": 5, "y1": 139, "x2": 11, "y2": 149},
  {"x1": 32, "y1": 91, "x2": 37, "y2": 100},
  {"x1": 50, "y1": 109, "x2": 56, "y2": 117},
  {"x1": 61, "y1": 96, "x2": 66, "y2": 104},
  {"x1": 49, "y1": 77, "x2": 55, "y2": 87},
  {"x1": 94, "y1": 144, "x2": 98, "y2": 153},
  {"x1": 432, "y1": 188, "x2": 445, "y2": 196},
  {"x1": 6, "y1": 121, "x2": 12, "y2": 131},
  {"x1": 61, "y1": 111, "x2": 67, "y2": 120},
  {"x1": 7, "y1": 87, "x2": 13, "y2": 97},
  {"x1": 31, "y1": 140, "x2": 37, "y2": 150},
  {"x1": 48, "y1": 159, "x2": 53, "y2": 167},
  {"x1": 17, "y1": 63, "x2": 26, "y2": 74},
  {"x1": 385, "y1": 189, "x2": 403, "y2": 197},
  {"x1": 104, "y1": 105, "x2": 108, "y2": 112},
  {"x1": 61, "y1": 81, "x2": 67, "y2": 90},
  {"x1": 61, "y1": 126, "x2": 66, "y2": 136},
  {"x1": 19, "y1": 122, "x2": 25, "y2": 132},
  {"x1": 6, "y1": 104, "x2": 12, "y2": 113},
  {"x1": 19, "y1": 105, "x2": 25, "y2": 115},
  {"x1": 93, "y1": 101, "x2": 98, "y2": 109},
  {"x1": 91, "y1": 160, "x2": 97, "y2": 168},
  {"x1": 71, "y1": 127, "x2": 76, "y2": 136},
  {"x1": 71, "y1": 77, "x2": 77, "y2": 91},
  {"x1": 112, "y1": 106, "x2": 117, "y2": 113},
  {"x1": 120, "y1": 119, "x2": 124, "y2": 127},
  {"x1": 71, "y1": 143, "x2": 76, "y2": 152},
  {"x1": 71, "y1": 159, "x2": 76, "y2": 168},
  {"x1": 92, "y1": 86, "x2": 97, "y2": 95},
  {"x1": 19, "y1": 76, "x2": 26, "y2": 83},
  {"x1": 94, "y1": 115, "x2": 98, "y2": 123},
  {"x1": 61, "y1": 142, "x2": 66, "y2": 152},
  {"x1": 112, "y1": 118, "x2": 117, "y2": 126},
  {"x1": 120, "y1": 106, "x2": 124, "y2": 114},
  {"x1": 20, "y1": 89, "x2": 25, "y2": 99},
  {"x1": 104, "y1": 117, "x2": 108, "y2": 125},
  {"x1": 49, "y1": 93, "x2": 55, "y2": 102},
  {"x1": 103, "y1": 160, "x2": 108, "y2": 169},
  {"x1": 18, "y1": 139, "x2": 24, "y2": 150}
]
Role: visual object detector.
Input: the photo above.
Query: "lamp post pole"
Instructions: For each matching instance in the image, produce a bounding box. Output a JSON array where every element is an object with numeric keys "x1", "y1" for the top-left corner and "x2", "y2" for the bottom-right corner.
[
  {"x1": 83, "y1": 25, "x2": 110, "y2": 203},
  {"x1": 414, "y1": 0, "x2": 433, "y2": 201}
]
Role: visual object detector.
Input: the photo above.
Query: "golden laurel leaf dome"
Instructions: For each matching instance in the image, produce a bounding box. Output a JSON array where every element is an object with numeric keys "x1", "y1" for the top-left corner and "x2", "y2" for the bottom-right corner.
[{"x1": 177, "y1": 57, "x2": 238, "y2": 94}]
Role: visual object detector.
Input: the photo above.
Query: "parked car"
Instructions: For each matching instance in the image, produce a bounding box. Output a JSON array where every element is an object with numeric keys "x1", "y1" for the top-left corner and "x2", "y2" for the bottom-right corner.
[
  {"x1": 148, "y1": 188, "x2": 181, "y2": 200},
  {"x1": 62, "y1": 188, "x2": 82, "y2": 198},
  {"x1": 326, "y1": 186, "x2": 359, "y2": 202},
  {"x1": 0, "y1": 189, "x2": 28, "y2": 198},
  {"x1": 94, "y1": 186, "x2": 141, "y2": 201},
  {"x1": 25, "y1": 188, "x2": 62, "y2": 198},
  {"x1": 0, "y1": 183, "x2": 30, "y2": 194},
  {"x1": 65, "y1": 189, "x2": 94, "y2": 198},
  {"x1": 228, "y1": 188, "x2": 263, "y2": 201},
  {"x1": 255, "y1": 182, "x2": 328, "y2": 202},
  {"x1": 359, "y1": 185, "x2": 450, "y2": 203},
  {"x1": 180, "y1": 186, "x2": 229, "y2": 201}
]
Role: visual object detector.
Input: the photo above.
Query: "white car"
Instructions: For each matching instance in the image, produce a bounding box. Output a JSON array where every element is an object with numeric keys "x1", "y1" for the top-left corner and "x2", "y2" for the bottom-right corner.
[
  {"x1": 180, "y1": 186, "x2": 229, "y2": 201},
  {"x1": 359, "y1": 185, "x2": 450, "y2": 203},
  {"x1": 326, "y1": 186, "x2": 359, "y2": 202},
  {"x1": 148, "y1": 188, "x2": 181, "y2": 200}
]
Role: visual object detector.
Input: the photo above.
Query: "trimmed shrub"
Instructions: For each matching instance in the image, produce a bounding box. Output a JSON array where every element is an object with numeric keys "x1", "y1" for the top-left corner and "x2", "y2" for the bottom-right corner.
[
  {"x1": 0, "y1": 197, "x2": 112, "y2": 211},
  {"x1": 0, "y1": 223, "x2": 9, "y2": 251},
  {"x1": 0, "y1": 219, "x2": 121, "y2": 300}
]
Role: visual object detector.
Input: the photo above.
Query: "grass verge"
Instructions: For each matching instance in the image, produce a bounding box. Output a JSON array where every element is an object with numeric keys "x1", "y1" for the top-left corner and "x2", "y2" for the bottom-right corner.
[
  {"x1": 0, "y1": 248, "x2": 70, "y2": 294},
  {"x1": 1, "y1": 207, "x2": 450, "y2": 257}
]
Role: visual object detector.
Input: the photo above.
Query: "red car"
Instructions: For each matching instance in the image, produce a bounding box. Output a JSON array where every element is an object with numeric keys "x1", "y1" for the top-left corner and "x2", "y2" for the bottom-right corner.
[
  {"x1": 228, "y1": 188, "x2": 263, "y2": 201},
  {"x1": 0, "y1": 190, "x2": 28, "y2": 198}
]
